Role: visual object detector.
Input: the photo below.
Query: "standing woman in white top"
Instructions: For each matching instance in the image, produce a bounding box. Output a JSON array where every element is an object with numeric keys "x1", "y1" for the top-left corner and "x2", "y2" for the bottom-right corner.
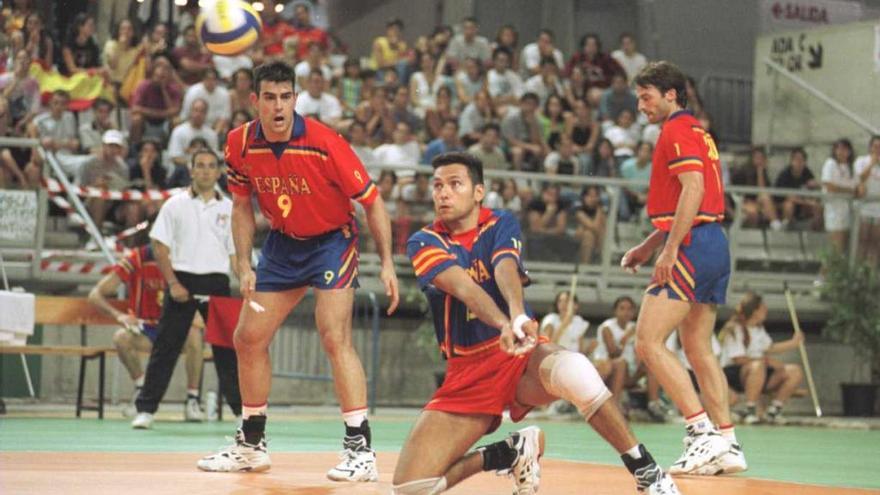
[
  {"x1": 718, "y1": 292, "x2": 804, "y2": 425},
  {"x1": 539, "y1": 290, "x2": 592, "y2": 355},
  {"x1": 854, "y1": 135, "x2": 880, "y2": 267},
  {"x1": 821, "y1": 138, "x2": 859, "y2": 254}
]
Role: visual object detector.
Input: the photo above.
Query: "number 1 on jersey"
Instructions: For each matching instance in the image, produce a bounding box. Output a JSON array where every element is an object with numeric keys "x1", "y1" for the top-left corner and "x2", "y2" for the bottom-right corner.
[{"x1": 277, "y1": 194, "x2": 292, "y2": 218}]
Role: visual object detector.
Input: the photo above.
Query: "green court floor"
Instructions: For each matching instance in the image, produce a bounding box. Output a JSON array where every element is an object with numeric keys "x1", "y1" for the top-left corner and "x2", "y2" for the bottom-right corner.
[{"x1": 1, "y1": 415, "x2": 878, "y2": 490}]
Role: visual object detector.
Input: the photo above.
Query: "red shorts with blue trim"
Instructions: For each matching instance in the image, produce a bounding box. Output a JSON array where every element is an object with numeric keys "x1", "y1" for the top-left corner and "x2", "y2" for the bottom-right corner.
[
  {"x1": 256, "y1": 222, "x2": 359, "y2": 291},
  {"x1": 646, "y1": 222, "x2": 730, "y2": 305},
  {"x1": 425, "y1": 341, "x2": 541, "y2": 434}
]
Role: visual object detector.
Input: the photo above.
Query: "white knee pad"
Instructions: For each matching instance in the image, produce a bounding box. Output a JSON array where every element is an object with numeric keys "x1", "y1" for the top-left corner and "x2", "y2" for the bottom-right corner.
[
  {"x1": 392, "y1": 477, "x2": 448, "y2": 495},
  {"x1": 540, "y1": 351, "x2": 612, "y2": 420}
]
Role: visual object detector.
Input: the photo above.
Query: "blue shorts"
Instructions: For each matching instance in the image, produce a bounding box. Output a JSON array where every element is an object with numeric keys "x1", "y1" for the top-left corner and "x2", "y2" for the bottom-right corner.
[
  {"x1": 141, "y1": 323, "x2": 159, "y2": 344},
  {"x1": 646, "y1": 222, "x2": 730, "y2": 305},
  {"x1": 256, "y1": 223, "x2": 360, "y2": 292}
]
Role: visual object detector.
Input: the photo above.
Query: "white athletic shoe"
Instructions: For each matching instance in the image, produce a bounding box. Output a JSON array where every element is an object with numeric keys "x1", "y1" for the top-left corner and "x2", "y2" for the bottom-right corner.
[
  {"x1": 668, "y1": 431, "x2": 730, "y2": 475},
  {"x1": 131, "y1": 412, "x2": 154, "y2": 429},
  {"x1": 184, "y1": 397, "x2": 205, "y2": 422},
  {"x1": 637, "y1": 467, "x2": 681, "y2": 495},
  {"x1": 506, "y1": 426, "x2": 545, "y2": 495},
  {"x1": 326, "y1": 435, "x2": 378, "y2": 482},
  {"x1": 197, "y1": 430, "x2": 271, "y2": 472},
  {"x1": 692, "y1": 442, "x2": 748, "y2": 475}
]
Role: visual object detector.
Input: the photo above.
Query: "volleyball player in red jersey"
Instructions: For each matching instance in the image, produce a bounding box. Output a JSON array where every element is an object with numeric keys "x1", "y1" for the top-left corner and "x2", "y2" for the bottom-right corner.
[
  {"x1": 622, "y1": 61, "x2": 747, "y2": 475},
  {"x1": 198, "y1": 61, "x2": 399, "y2": 481}
]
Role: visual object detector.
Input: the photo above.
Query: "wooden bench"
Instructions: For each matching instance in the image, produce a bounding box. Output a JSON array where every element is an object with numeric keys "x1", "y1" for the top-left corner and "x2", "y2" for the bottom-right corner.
[{"x1": 0, "y1": 345, "x2": 116, "y2": 418}]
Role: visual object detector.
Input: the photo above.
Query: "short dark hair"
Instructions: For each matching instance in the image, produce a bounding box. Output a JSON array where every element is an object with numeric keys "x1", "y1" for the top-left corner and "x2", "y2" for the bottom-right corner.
[
  {"x1": 554, "y1": 291, "x2": 578, "y2": 308},
  {"x1": 431, "y1": 151, "x2": 484, "y2": 186},
  {"x1": 190, "y1": 148, "x2": 218, "y2": 168},
  {"x1": 790, "y1": 147, "x2": 807, "y2": 161},
  {"x1": 633, "y1": 61, "x2": 688, "y2": 109},
  {"x1": 92, "y1": 98, "x2": 113, "y2": 111},
  {"x1": 253, "y1": 61, "x2": 296, "y2": 95},
  {"x1": 481, "y1": 122, "x2": 501, "y2": 134},
  {"x1": 463, "y1": 16, "x2": 479, "y2": 25},
  {"x1": 386, "y1": 18, "x2": 403, "y2": 29},
  {"x1": 613, "y1": 295, "x2": 635, "y2": 310},
  {"x1": 492, "y1": 46, "x2": 512, "y2": 61},
  {"x1": 520, "y1": 92, "x2": 539, "y2": 104}
]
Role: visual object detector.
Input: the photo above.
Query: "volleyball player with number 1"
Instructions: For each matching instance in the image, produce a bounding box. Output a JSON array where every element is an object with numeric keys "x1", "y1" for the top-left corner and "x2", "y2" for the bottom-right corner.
[{"x1": 198, "y1": 61, "x2": 399, "y2": 481}]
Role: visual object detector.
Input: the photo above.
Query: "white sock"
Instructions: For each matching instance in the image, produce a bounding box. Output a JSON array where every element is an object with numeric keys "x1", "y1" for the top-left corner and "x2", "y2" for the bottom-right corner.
[
  {"x1": 685, "y1": 410, "x2": 714, "y2": 435},
  {"x1": 625, "y1": 444, "x2": 642, "y2": 459},
  {"x1": 719, "y1": 424, "x2": 737, "y2": 444},
  {"x1": 134, "y1": 375, "x2": 145, "y2": 387},
  {"x1": 342, "y1": 408, "x2": 368, "y2": 428},
  {"x1": 242, "y1": 403, "x2": 267, "y2": 419},
  {"x1": 187, "y1": 388, "x2": 199, "y2": 398}
]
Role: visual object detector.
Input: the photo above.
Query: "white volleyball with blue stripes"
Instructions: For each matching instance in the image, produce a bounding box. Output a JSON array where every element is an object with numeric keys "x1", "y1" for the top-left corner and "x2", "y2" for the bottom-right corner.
[{"x1": 196, "y1": 0, "x2": 262, "y2": 56}]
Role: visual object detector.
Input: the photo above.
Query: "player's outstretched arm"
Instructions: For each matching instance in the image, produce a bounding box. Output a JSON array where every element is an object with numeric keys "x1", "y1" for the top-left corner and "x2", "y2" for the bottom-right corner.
[
  {"x1": 364, "y1": 195, "x2": 400, "y2": 314},
  {"x1": 231, "y1": 193, "x2": 257, "y2": 300}
]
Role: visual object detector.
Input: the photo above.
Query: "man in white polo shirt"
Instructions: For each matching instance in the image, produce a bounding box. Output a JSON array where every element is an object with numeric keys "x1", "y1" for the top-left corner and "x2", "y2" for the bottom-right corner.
[
  {"x1": 294, "y1": 70, "x2": 342, "y2": 129},
  {"x1": 132, "y1": 149, "x2": 241, "y2": 429}
]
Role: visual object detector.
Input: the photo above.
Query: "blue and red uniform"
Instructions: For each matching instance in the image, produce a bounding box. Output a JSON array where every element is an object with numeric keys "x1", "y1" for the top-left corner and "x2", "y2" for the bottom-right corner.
[
  {"x1": 225, "y1": 113, "x2": 378, "y2": 291},
  {"x1": 407, "y1": 208, "x2": 539, "y2": 432},
  {"x1": 112, "y1": 245, "x2": 164, "y2": 342},
  {"x1": 646, "y1": 110, "x2": 729, "y2": 304}
]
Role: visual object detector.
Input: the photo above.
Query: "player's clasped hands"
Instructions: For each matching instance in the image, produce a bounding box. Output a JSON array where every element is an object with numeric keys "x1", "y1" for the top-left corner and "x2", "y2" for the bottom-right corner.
[{"x1": 500, "y1": 315, "x2": 537, "y2": 356}]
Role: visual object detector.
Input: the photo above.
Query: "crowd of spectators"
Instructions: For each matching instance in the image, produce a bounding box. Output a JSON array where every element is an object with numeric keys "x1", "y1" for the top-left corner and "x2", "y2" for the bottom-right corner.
[{"x1": 0, "y1": 0, "x2": 876, "y2": 266}]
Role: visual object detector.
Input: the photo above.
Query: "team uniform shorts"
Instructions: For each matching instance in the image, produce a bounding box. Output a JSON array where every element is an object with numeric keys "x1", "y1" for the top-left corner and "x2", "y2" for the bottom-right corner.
[
  {"x1": 647, "y1": 222, "x2": 730, "y2": 305},
  {"x1": 256, "y1": 223, "x2": 360, "y2": 292}
]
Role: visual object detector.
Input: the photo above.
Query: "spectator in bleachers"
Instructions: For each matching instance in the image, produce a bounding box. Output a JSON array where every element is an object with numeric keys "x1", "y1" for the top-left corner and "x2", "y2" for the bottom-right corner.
[
  {"x1": 80, "y1": 129, "x2": 130, "y2": 229},
  {"x1": 445, "y1": 17, "x2": 491, "y2": 69},
  {"x1": 20, "y1": 12, "x2": 53, "y2": 68},
  {"x1": 398, "y1": 172, "x2": 434, "y2": 228},
  {"x1": 290, "y1": 2, "x2": 329, "y2": 61},
  {"x1": 855, "y1": 136, "x2": 880, "y2": 267},
  {"x1": 377, "y1": 169, "x2": 398, "y2": 216},
  {"x1": 604, "y1": 108, "x2": 640, "y2": 157},
  {"x1": 822, "y1": 138, "x2": 859, "y2": 253},
  {"x1": 732, "y1": 147, "x2": 783, "y2": 230},
  {"x1": 79, "y1": 98, "x2": 117, "y2": 154},
  {"x1": 565, "y1": 34, "x2": 625, "y2": 96},
  {"x1": 774, "y1": 147, "x2": 820, "y2": 230},
  {"x1": 486, "y1": 46, "x2": 523, "y2": 109},
  {"x1": 541, "y1": 291, "x2": 592, "y2": 354},
  {"x1": 259, "y1": 2, "x2": 297, "y2": 62},
  {"x1": 422, "y1": 119, "x2": 462, "y2": 165},
  {"x1": 424, "y1": 85, "x2": 459, "y2": 141},
  {"x1": 619, "y1": 141, "x2": 653, "y2": 220},
  {"x1": 575, "y1": 185, "x2": 606, "y2": 263},
  {"x1": 409, "y1": 51, "x2": 450, "y2": 118},
  {"x1": 544, "y1": 133, "x2": 579, "y2": 176},
  {"x1": 568, "y1": 98, "x2": 599, "y2": 157},
  {"x1": 369, "y1": 18, "x2": 408, "y2": 81},
  {"x1": 501, "y1": 92, "x2": 546, "y2": 171},
  {"x1": 588, "y1": 137, "x2": 618, "y2": 177},
  {"x1": 563, "y1": 65, "x2": 588, "y2": 107},
  {"x1": 521, "y1": 28, "x2": 564, "y2": 77},
  {"x1": 611, "y1": 33, "x2": 647, "y2": 83},
  {"x1": 344, "y1": 121, "x2": 374, "y2": 169},
  {"x1": 294, "y1": 70, "x2": 342, "y2": 128},
  {"x1": 24, "y1": 90, "x2": 91, "y2": 185},
  {"x1": 355, "y1": 86, "x2": 393, "y2": 145},
  {"x1": 591, "y1": 295, "x2": 636, "y2": 409},
  {"x1": 130, "y1": 55, "x2": 183, "y2": 146},
  {"x1": 229, "y1": 68, "x2": 254, "y2": 115},
  {"x1": 389, "y1": 85, "x2": 422, "y2": 135},
  {"x1": 458, "y1": 88, "x2": 498, "y2": 146},
  {"x1": 127, "y1": 138, "x2": 167, "y2": 224},
  {"x1": 60, "y1": 12, "x2": 100, "y2": 75},
  {"x1": 492, "y1": 24, "x2": 519, "y2": 71},
  {"x1": 373, "y1": 121, "x2": 420, "y2": 180},
  {"x1": 336, "y1": 57, "x2": 363, "y2": 118},
  {"x1": 0, "y1": 98, "x2": 28, "y2": 188},
  {"x1": 484, "y1": 177, "x2": 521, "y2": 213},
  {"x1": 719, "y1": 291, "x2": 805, "y2": 425},
  {"x1": 231, "y1": 109, "x2": 251, "y2": 130},
  {"x1": 294, "y1": 41, "x2": 332, "y2": 92},
  {"x1": 166, "y1": 136, "x2": 208, "y2": 188},
  {"x1": 172, "y1": 24, "x2": 214, "y2": 86},
  {"x1": 454, "y1": 57, "x2": 484, "y2": 107},
  {"x1": 0, "y1": 49, "x2": 40, "y2": 136},
  {"x1": 525, "y1": 56, "x2": 565, "y2": 107},
  {"x1": 181, "y1": 67, "x2": 231, "y2": 138},
  {"x1": 104, "y1": 19, "x2": 146, "y2": 93},
  {"x1": 526, "y1": 183, "x2": 568, "y2": 237},
  {"x1": 599, "y1": 72, "x2": 638, "y2": 123},
  {"x1": 2, "y1": 0, "x2": 33, "y2": 36},
  {"x1": 168, "y1": 98, "x2": 218, "y2": 169},
  {"x1": 143, "y1": 23, "x2": 169, "y2": 59},
  {"x1": 467, "y1": 122, "x2": 507, "y2": 171},
  {"x1": 539, "y1": 93, "x2": 570, "y2": 150}
]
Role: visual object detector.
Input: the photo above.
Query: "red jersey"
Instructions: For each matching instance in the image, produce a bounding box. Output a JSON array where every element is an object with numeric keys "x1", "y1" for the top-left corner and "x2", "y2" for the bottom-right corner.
[
  {"x1": 291, "y1": 26, "x2": 329, "y2": 60},
  {"x1": 262, "y1": 20, "x2": 298, "y2": 56},
  {"x1": 647, "y1": 110, "x2": 725, "y2": 231},
  {"x1": 111, "y1": 246, "x2": 164, "y2": 324},
  {"x1": 225, "y1": 114, "x2": 378, "y2": 239}
]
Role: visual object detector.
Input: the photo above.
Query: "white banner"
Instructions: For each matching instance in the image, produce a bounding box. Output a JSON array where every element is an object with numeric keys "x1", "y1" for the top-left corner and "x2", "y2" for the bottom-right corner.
[{"x1": 760, "y1": 0, "x2": 863, "y2": 32}]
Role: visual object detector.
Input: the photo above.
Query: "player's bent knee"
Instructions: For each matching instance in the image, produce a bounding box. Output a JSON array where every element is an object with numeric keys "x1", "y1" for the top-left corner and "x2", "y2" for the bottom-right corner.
[
  {"x1": 539, "y1": 351, "x2": 612, "y2": 420},
  {"x1": 112, "y1": 329, "x2": 131, "y2": 348},
  {"x1": 392, "y1": 477, "x2": 448, "y2": 495}
]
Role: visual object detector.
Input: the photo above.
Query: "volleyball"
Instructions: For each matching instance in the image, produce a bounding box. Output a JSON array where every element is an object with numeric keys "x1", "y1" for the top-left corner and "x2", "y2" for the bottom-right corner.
[{"x1": 196, "y1": 0, "x2": 262, "y2": 56}]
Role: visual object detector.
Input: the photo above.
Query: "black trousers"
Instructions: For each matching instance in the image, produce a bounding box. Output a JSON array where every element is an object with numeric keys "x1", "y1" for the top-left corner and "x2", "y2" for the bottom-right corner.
[{"x1": 136, "y1": 271, "x2": 242, "y2": 415}]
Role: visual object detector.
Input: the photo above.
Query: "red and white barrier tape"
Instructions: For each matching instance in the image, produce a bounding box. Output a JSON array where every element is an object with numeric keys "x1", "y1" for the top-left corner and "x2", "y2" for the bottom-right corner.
[
  {"x1": 40, "y1": 259, "x2": 114, "y2": 275},
  {"x1": 41, "y1": 177, "x2": 185, "y2": 201}
]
